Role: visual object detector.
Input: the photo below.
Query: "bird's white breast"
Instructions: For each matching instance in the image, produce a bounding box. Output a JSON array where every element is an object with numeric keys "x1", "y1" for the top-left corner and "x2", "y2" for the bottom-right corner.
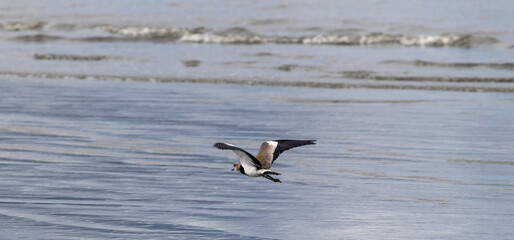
[{"x1": 245, "y1": 168, "x2": 269, "y2": 177}]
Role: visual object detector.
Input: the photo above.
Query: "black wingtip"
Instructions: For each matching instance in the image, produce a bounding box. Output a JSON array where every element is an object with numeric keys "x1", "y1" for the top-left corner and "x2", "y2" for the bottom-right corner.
[
  {"x1": 213, "y1": 143, "x2": 225, "y2": 149},
  {"x1": 274, "y1": 139, "x2": 316, "y2": 145}
]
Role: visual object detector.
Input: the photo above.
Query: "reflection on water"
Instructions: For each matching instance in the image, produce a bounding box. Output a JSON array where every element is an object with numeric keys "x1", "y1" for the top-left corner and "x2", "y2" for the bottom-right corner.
[
  {"x1": 0, "y1": 77, "x2": 513, "y2": 239},
  {"x1": 1, "y1": 0, "x2": 514, "y2": 239}
]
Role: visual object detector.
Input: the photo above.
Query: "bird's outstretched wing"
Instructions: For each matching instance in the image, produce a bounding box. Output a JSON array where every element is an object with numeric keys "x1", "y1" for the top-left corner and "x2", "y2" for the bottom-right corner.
[
  {"x1": 256, "y1": 140, "x2": 316, "y2": 168},
  {"x1": 213, "y1": 143, "x2": 262, "y2": 168}
]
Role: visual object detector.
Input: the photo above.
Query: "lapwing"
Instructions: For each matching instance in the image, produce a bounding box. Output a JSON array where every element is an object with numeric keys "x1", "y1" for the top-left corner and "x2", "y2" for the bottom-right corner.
[{"x1": 213, "y1": 140, "x2": 316, "y2": 182}]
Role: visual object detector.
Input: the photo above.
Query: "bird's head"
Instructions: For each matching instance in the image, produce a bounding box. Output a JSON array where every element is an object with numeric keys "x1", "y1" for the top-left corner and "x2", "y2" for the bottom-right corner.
[{"x1": 232, "y1": 162, "x2": 242, "y2": 173}]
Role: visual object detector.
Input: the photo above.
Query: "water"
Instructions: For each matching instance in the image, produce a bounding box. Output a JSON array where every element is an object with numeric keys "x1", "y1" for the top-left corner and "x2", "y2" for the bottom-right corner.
[{"x1": 1, "y1": 1, "x2": 513, "y2": 239}]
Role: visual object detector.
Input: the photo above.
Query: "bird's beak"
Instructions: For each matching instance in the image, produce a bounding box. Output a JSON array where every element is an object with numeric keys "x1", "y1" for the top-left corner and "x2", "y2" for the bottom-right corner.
[{"x1": 231, "y1": 168, "x2": 234, "y2": 171}]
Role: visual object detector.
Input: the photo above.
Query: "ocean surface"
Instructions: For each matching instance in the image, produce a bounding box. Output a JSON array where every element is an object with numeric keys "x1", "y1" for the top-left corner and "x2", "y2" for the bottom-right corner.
[{"x1": 1, "y1": 1, "x2": 513, "y2": 239}]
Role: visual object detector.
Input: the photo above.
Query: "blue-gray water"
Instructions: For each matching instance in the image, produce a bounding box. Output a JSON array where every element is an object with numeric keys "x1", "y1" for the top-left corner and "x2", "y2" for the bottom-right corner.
[{"x1": 1, "y1": 1, "x2": 513, "y2": 239}]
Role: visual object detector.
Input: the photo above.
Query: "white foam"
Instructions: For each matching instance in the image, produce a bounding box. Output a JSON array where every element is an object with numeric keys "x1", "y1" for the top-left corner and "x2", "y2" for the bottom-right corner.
[
  {"x1": 178, "y1": 32, "x2": 469, "y2": 47},
  {"x1": 0, "y1": 21, "x2": 46, "y2": 31},
  {"x1": 99, "y1": 26, "x2": 187, "y2": 37},
  {"x1": 93, "y1": 25, "x2": 495, "y2": 48}
]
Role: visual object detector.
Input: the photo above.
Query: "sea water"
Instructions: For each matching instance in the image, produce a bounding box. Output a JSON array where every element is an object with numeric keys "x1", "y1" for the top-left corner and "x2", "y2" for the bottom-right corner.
[{"x1": 0, "y1": 1, "x2": 513, "y2": 239}]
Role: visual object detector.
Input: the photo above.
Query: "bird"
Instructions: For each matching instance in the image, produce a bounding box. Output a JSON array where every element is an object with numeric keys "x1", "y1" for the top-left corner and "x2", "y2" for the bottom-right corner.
[{"x1": 213, "y1": 140, "x2": 316, "y2": 183}]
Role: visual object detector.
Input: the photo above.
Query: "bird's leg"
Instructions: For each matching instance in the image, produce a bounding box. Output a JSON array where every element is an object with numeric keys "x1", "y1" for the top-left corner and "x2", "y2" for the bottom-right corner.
[
  {"x1": 263, "y1": 171, "x2": 281, "y2": 175},
  {"x1": 261, "y1": 173, "x2": 282, "y2": 183}
]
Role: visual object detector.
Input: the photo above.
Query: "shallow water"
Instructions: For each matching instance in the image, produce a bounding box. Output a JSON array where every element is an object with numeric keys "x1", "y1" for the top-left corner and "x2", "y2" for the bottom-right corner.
[
  {"x1": 1, "y1": 1, "x2": 514, "y2": 239},
  {"x1": 1, "y1": 77, "x2": 513, "y2": 239}
]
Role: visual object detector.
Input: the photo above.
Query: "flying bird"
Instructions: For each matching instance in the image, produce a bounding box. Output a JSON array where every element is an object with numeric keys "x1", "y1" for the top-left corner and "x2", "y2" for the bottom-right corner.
[{"x1": 213, "y1": 140, "x2": 316, "y2": 183}]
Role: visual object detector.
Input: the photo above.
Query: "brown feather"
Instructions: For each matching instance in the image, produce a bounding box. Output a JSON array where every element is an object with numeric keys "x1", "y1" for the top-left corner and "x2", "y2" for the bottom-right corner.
[{"x1": 255, "y1": 141, "x2": 276, "y2": 169}]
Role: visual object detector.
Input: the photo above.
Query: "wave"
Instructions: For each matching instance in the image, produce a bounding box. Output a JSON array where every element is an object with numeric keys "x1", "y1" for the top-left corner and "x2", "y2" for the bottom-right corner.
[
  {"x1": 99, "y1": 25, "x2": 499, "y2": 47},
  {"x1": 1, "y1": 71, "x2": 513, "y2": 92},
  {"x1": 0, "y1": 21, "x2": 46, "y2": 31},
  {"x1": 12, "y1": 31, "x2": 496, "y2": 48},
  {"x1": 382, "y1": 60, "x2": 514, "y2": 70},
  {"x1": 2, "y1": 22, "x2": 499, "y2": 48},
  {"x1": 173, "y1": 32, "x2": 496, "y2": 48},
  {"x1": 12, "y1": 34, "x2": 172, "y2": 43},
  {"x1": 98, "y1": 25, "x2": 196, "y2": 39},
  {"x1": 98, "y1": 25, "x2": 497, "y2": 47}
]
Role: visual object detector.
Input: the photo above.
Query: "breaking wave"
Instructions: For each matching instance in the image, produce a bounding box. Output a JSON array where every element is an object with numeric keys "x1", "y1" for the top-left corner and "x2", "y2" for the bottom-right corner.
[
  {"x1": 103, "y1": 25, "x2": 495, "y2": 47},
  {"x1": 1, "y1": 21, "x2": 499, "y2": 48},
  {"x1": 97, "y1": 25, "x2": 197, "y2": 40},
  {"x1": 0, "y1": 21, "x2": 46, "y2": 31}
]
